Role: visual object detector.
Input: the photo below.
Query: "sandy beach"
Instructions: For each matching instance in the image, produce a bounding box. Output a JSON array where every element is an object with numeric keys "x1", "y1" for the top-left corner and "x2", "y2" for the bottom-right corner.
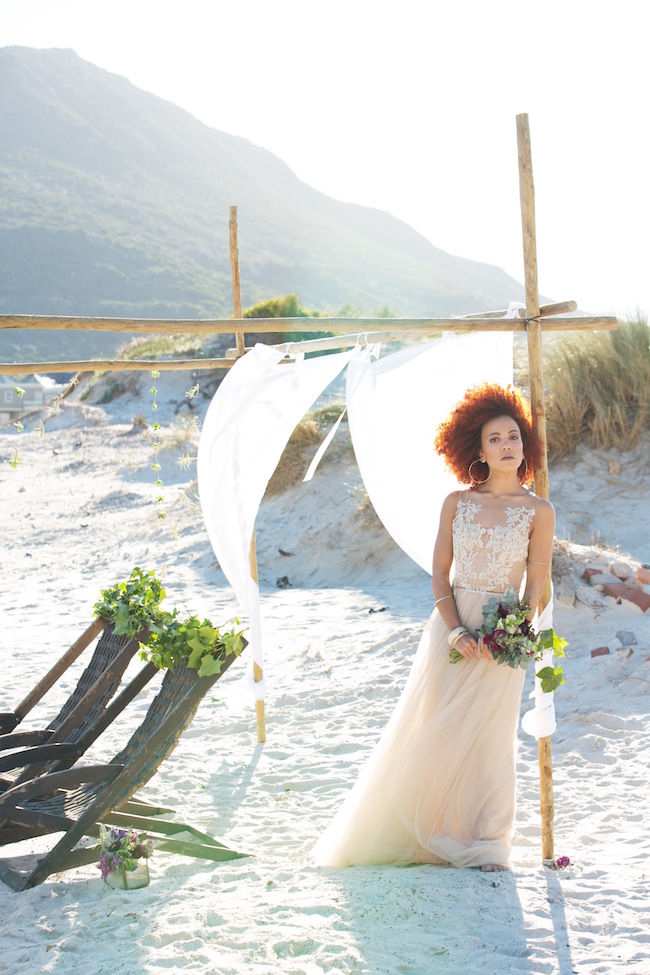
[{"x1": 0, "y1": 369, "x2": 649, "y2": 975}]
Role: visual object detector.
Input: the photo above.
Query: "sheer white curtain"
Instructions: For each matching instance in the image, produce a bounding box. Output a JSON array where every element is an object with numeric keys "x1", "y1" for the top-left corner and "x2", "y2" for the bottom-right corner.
[
  {"x1": 198, "y1": 334, "x2": 554, "y2": 737},
  {"x1": 197, "y1": 343, "x2": 356, "y2": 691},
  {"x1": 346, "y1": 332, "x2": 514, "y2": 574}
]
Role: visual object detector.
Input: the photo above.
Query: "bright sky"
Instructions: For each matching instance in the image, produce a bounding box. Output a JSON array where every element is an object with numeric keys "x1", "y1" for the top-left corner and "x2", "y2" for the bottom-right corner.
[{"x1": 2, "y1": 0, "x2": 648, "y2": 319}]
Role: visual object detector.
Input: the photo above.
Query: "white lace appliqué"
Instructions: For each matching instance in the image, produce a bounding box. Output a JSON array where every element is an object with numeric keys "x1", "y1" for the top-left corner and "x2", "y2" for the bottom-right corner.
[{"x1": 452, "y1": 498, "x2": 534, "y2": 593}]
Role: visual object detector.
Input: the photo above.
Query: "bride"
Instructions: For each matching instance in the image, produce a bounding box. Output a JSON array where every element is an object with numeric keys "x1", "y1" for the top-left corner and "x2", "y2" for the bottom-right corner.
[{"x1": 313, "y1": 384, "x2": 555, "y2": 872}]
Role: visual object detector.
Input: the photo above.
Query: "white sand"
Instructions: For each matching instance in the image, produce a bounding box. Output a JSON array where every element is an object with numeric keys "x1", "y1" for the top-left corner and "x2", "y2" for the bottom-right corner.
[{"x1": 0, "y1": 371, "x2": 649, "y2": 975}]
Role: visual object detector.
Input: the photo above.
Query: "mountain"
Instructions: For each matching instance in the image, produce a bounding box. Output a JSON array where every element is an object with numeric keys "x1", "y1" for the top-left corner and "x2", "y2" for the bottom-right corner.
[{"x1": 0, "y1": 46, "x2": 526, "y2": 362}]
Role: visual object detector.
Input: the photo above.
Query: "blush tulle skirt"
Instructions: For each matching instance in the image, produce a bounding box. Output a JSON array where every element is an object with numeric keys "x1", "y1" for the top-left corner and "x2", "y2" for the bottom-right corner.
[{"x1": 312, "y1": 588, "x2": 526, "y2": 869}]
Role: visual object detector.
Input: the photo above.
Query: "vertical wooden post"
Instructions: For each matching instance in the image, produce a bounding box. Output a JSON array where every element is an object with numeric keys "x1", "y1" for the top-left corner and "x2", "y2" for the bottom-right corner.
[
  {"x1": 229, "y1": 206, "x2": 246, "y2": 357},
  {"x1": 248, "y1": 534, "x2": 267, "y2": 742},
  {"x1": 229, "y1": 206, "x2": 266, "y2": 742},
  {"x1": 516, "y1": 113, "x2": 554, "y2": 862}
]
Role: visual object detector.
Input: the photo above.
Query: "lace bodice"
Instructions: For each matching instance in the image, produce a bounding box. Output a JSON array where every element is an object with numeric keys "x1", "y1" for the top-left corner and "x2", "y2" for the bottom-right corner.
[{"x1": 452, "y1": 497, "x2": 534, "y2": 593}]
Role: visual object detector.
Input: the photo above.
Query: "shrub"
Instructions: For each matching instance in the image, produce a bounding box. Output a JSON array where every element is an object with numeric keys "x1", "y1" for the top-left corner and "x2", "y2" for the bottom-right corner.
[{"x1": 544, "y1": 315, "x2": 650, "y2": 457}]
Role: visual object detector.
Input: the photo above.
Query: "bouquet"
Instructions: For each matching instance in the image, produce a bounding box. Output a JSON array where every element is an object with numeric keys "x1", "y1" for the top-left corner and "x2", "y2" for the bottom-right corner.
[
  {"x1": 449, "y1": 588, "x2": 566, "y2": 692},
  {"x1": 97, "y1": 825, "x2": 154, "y2": 880}
]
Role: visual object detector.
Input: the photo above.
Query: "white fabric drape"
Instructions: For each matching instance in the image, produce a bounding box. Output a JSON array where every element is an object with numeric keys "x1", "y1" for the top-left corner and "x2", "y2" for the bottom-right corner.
[
  {"x1": 197, "y1": 343, "x2": 356, "y2": 688},
  {"x1": 346, "y1": 332, "x2": 514, "y2": 574},
  {"x1": 198, "y1": 332, "x2": 555, "y2": 737}
]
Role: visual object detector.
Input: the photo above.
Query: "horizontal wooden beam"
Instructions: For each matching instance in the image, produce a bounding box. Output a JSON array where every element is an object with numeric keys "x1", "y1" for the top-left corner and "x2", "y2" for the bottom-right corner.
[
  {"x1": 0, "y1": 358, "x2": 234, "y2": 375},
  {"x1": 0, "y1": 313, "x2": 618, "y2": 374},
  {"x1": 460, "y1": 299, "x2": 577, "y2": 320},
  {"x1": 0, "y1": 313, "x2": 617, "y2": 336}
]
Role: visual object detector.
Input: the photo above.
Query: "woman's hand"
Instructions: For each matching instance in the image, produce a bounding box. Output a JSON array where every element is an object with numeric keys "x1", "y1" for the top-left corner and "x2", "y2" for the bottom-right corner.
[{"x1": 454, "y1": 633, "x2": 492, "y2": 661}]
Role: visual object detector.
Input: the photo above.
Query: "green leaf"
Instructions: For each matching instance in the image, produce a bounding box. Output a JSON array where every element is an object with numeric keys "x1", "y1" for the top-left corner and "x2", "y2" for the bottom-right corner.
[
  {"x1": 535, "y1": 665, "x2": 565, "y2": 693},
  {"x1": 187, "y1": 633, "x2": 205, "y2": 653},
  {"x1": 187, "y1": 643, "x2": 205, "y2": 669},
  {"x1": 537, "y1": 628, "x2": 567, "y2": 657},
  {"x1": 198, "y1": 654, "x2": 225, "y2": 677},
  {"x1": 199, "y1": 625, "x2": 218, "y2": 644},
  {"x1": 113, "y1": 602, "x2": 130, "y2": 635}
]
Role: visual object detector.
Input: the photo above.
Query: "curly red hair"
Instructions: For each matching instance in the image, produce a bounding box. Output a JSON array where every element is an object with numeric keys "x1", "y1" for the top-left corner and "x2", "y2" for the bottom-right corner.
[{"x1": 434, "y1": 384, "x2": 543, "y2": 487}]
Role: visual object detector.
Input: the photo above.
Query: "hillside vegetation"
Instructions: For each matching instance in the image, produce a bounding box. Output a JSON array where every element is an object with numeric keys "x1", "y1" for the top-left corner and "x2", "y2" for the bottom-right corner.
[{"x1": 0, "y1": 46, "x2": 526, "y2": 364}]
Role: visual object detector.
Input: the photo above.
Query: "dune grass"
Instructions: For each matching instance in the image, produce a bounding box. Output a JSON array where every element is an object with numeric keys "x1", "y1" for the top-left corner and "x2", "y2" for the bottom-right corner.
[
  {"x1": 544, "y1": 315, "x2": 650, "y2": 458},
  {"x1": 265, "y1": 403, "x2": 350, "y2": 496}
]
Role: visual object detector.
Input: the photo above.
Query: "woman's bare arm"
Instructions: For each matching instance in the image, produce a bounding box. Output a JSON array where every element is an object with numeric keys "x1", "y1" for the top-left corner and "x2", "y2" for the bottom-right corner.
[
  {"x1": 431, "y1": 493, "x2": 482, "y2": 659},
  {"x1": 523, "y1": 498, "x2": 555, "y2": 619}
]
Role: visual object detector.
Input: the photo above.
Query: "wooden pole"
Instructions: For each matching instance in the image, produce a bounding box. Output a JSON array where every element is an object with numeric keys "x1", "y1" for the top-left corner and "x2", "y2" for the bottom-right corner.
[
  {"x1": 459, "y1": 299, "x2": 577, "y2": 320},
  {"x1": 516, "y1": 112, "x2": 554, "y2": 862},
  {"x1": 229, "y1": 207, "x2": 246, "y2": 357},
  {"x1": 228, "y1": 207, "x2": 265, "y2": 742},
  {"x1": 0, "y1": 313, "x2": 618, "y2": 336},
  {"x1": 248, "y1": 534, "x2": 266, "y2": 743}
]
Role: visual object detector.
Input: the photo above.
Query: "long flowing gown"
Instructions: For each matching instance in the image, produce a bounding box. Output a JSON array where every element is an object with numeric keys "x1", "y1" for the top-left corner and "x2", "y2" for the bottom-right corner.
[{"x1": 313, "y1": 496, "x2": 535, "y2": 869}]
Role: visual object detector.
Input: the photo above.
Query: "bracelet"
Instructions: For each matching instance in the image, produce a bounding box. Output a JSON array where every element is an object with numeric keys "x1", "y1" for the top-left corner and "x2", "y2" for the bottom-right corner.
[
  {"x1": 450, "y1": 630, "x2": 470, "y2": 649},
  {"x1": 447, "y1": 626, "x2": 468, "y2": 648},
  {"x1": 434, "y1": 594, "x2": 453, "y2": 604}
]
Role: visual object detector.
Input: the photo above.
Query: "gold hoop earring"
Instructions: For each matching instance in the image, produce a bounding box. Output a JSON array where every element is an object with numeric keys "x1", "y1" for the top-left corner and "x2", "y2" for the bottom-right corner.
[
  {"x1": 518, "y1": 458, "x2": 529, "y2": 482},
  {"x1": 468, "y1": 459, "x2": 491, "y2": 484}
]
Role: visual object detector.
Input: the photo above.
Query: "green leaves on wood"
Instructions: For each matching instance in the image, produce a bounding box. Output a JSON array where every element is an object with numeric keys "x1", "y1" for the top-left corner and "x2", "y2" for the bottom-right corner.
[
  {"x1": 93, "y1": 568, "x2": 245, "y2": 675},
  {"x1": 93, "y1": 567, "x2": 166, "y2": 636},
  {"x1": 139, "y1": 616, "x2": 245, "y2": 676}
]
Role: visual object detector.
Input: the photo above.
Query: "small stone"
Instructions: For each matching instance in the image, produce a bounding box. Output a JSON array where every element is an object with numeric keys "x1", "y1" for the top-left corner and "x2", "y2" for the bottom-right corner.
[
  {"x1": 590, "y1": 573, "x2": 622, "y2": 587},
  {"x1": 636, "y1": 566, "x2": 650, "y2": 585},
  {"x1": 582, "y1": 565, "x2": 608, "y2": 582},
  {"x1": 276, "y1": 576, "x2": 291, "y2": 589},
  {"x1": 556, "y1": 589, "x2": 576, "y2": 607},
  {"x1": 608, "y1": 460, "x2": 621, "y2": 475},
  {"x1": 610, "y1": 562, "x2": 633, "y2": 581},
  {"x1": 615, "y1": 630, "x2": 637, "y2": 645},
  {"x1": 591, "y1": 646, "x2": 610, "y2": 657}
]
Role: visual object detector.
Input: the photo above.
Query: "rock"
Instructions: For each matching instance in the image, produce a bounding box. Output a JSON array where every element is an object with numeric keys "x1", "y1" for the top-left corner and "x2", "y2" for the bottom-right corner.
[
  {"x1": 615, "y1": 630, "x2": 637, "y2": 645},
  {"x1": 637, "y1": 566, "x2": 650, "y2": 585},
  {"x1": 555, "y1": 580, "x2": 576, "y2": 607},
  {"x1": 582, "y1": 565, "x2": 608, "y2": 582},
  {"x1": 276, "y1": 576, "x2": 291, "y2": 588},
  {"x1": 610, "y1": 561, "x2": 634, "y2": 581},
  {"x1": 590, "y1": 572, "x2": 622, "y2": 587},
  {"x1": 591, "y1": 646, "x2": 610, "y2": 657}
]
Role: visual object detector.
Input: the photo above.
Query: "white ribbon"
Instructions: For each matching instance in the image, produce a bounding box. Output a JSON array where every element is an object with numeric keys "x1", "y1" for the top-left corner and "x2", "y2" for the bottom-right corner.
[
  {"x1": 521, "y1": 588, "x2": 557, "y2": 738},
  {"x1": 303, "y1": 407, "x2": 347, "y2": 482}
]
